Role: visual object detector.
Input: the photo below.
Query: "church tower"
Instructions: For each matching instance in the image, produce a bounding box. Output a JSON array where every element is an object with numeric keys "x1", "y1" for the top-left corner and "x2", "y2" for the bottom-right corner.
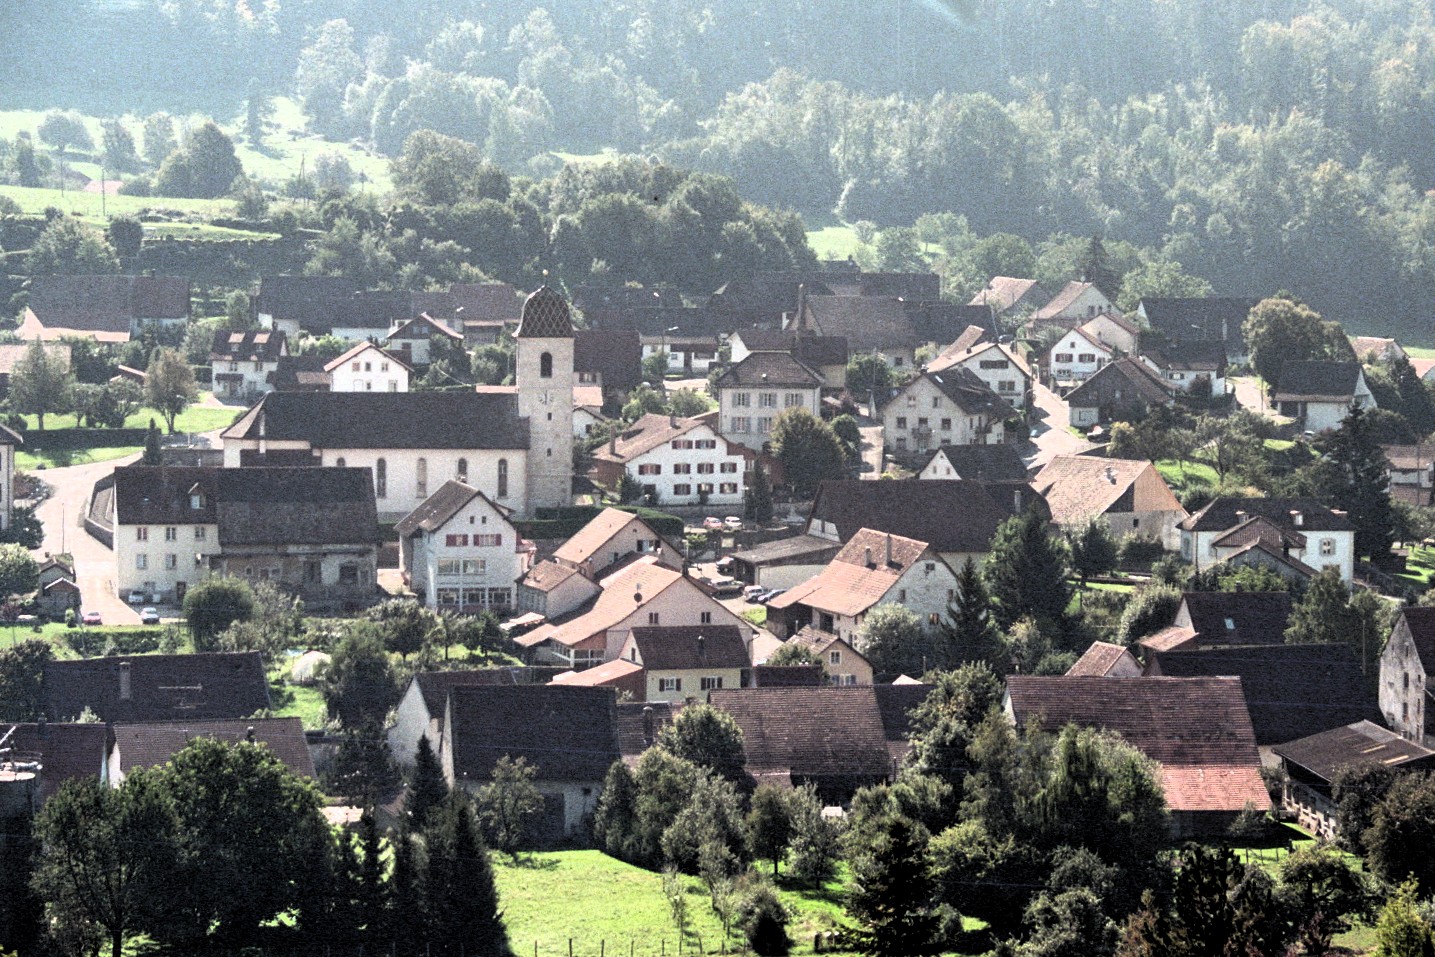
[{"x1": 514, "y1": 285, "x2": 575, "y2": 514}]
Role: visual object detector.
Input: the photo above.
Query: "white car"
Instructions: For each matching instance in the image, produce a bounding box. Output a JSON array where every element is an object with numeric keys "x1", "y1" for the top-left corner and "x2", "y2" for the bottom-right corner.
[
  {"x1": 724, "y1": 516, "x2": 743, "y2": 530},
  {"x1": 127, "y1": 590, "x2": 148, "y2": 605}
]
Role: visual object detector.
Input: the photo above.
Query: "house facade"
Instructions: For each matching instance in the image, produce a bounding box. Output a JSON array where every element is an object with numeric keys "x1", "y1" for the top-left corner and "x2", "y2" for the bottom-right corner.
[
  {"x1": 926, "y1": 340, "x2": 1032, "y2": 410},
  {"x1": 1079, "y1": 312, "x2": 1139, "y2": 355},
  {"x1": 1380, "y1": 607, "x2": 1435, "y2": 745},
  {"x1": 396, "y1": 481, "x2": 530, "y2": 612},
  {"x1": 589, "y1": 414, "x2": 751, "y2": 508},
  {"x1": 1030, "y1": 281, "x2": 1115, "y2": 325},
  {"x1": 385, "y1": 314, "x2": 463, "y2": 366},
  {"x1": 1179, "y1": 497, "x2": 1356, "y2": 582},
  {"x1": 1046, "y1": 327, "x2": 1113, "y2": 384},
  {"x1": 1064, "y1": 358, "x2": 1174, "y2": 428},
  {"x1": 879, "y1": 369, "x2": 1014, "y2": 453},
  {"x1": 1273, "y1": 361, "x2": 1376, "y2": 432},
  {"x1": 325, "y1": 341, "x2": 411, "y2": 392},
  {"x1": 615, "y1": 625, "x2": 749, "y2": 703},
  {"x1": 1034, "y1": 455, "x2": 1188, "y2": 549},
  {"x1": 715, "y1": 352, "x2": 825, "y2": 450},
  {"x1": 210, "y1": 329, "x2": 288, "y2": 399}
]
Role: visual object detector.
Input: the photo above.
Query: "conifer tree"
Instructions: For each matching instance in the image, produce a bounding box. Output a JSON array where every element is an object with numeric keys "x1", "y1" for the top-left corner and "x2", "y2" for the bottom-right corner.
[
  {"x1": 846, "y1": 815, "x2": 938, "y2": 957},
  {"x1": 983, "y1": 507, "x2": 1072, "y2": 635},
  {"x1": 406, "y1": 734, "x2": 449, "y2": 830},
  {"x1": 1318, "y1": 404, "x2": 1395, "y2": 558},
  {"x1": 423, "y1": 795, "x2": 505, "y2": 955},
  {"x1": 745, "y1": 458, "x2": 774, "y2": 524},
  {"x1": 939, "y1": 557, "x2": 1004, "y2": 671},
  {"x1": 141, "y1": 418, "x2": 163, "y2": 465}
]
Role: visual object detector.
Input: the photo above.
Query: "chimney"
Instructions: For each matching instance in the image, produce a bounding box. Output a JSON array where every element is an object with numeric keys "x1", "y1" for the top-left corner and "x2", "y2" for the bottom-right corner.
[
  {"x1": 863, "y1": 546, "x2": 873, "y2": 568},
  {"x1": 246, "y1": 726, "x2": 256, "y2": 743},
  {"x1": 886, "y1": 533, "x2": 894, "y2": 567},
  {"x1": 609, "y1": 433, "x2": 617, "y2": 455},
  {"x1": 696, "y1": 634, "x2": 705, "y2": 661},
  {"x1": 1013, "y1": 488, "x2": 1022, "y2": 512},
  {"x1": 119, "y1": 662, "x2": 131, "y2": 702},
  {"x1": 1105, "y1": 466, "x2": 1116, "y2": 484},
  {"x1": 642, "y1": 706, "x2": 655, "y2": 746},
  {"x1": 670, "y1": 414, "x2": 678, "y2": 429},
  {"x1": 796, "y1": 283, "x2": 808, "y2": 329},
  {"x1": 1234, "y1": 510, "x2": 1247, "y2": 524},
  {"x1": 1291, "y1": 510, "x2": 1304, "y2": 527}
]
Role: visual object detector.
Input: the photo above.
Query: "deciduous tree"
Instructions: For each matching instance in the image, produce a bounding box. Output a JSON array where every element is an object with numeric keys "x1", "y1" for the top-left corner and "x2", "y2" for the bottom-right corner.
[{"x1": 142, "y1": 347, "x2": 199, "y2": 434}]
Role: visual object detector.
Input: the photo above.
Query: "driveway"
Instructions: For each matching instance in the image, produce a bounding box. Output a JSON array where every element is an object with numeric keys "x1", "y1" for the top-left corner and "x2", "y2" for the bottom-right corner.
[
  {"x1": 1024, "y1": 382, "x2": 1097, "y2": 470},
  {"x1": 1229, "y1": 376, "x2": 1282, "y2": 420}
]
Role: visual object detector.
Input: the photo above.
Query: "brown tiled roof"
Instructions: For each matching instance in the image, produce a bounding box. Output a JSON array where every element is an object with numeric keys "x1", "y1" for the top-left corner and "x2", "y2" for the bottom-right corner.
[
  {"x1": 110, "y1": 717, "x2": 315, "y2": 778},
  {"x1": 1382, "y1": 444, "x2": 1435, "y2": 472},
  {"x1": 715, "y1": 351, "x2": 824, "y2": 389},
  {"x1": 615, "y1": 701, "x2": 673, "y2": 756},
  {"x1": 1034, "y1": 456, "x2": 1168, "y2": 525},
  {"x1": 210, "y1": 329, "x2": 286, "y2": 363},
  {"x1": 521, "y1": 560, "x2": 586, "y2": 593},
  {"x1": 1222, "y1": 541, "x2": 1321, "y2": 578},
  {"x1": 1397, "y1": 607, "x2": 1435, "y2": 673},
  {"x1": 628, "y1": 625, "x2": 748, "y2": 671},
  {"x1": 1210, "y1": 516, "x2": 1306, "y2": 551},
  {"x1": 1177, "y1": 591, "x2": 1293, "y2": 648},
  {"x1": 591, "y1": 414, "x2": 713, "y2": 463},
  {"x1": 323, "y1": 341, "x2": 413, "y2": 373},
  {"x1": 1139, "y1": 626, "x2": 1199, "y2": 654},
  {"x1": 550, "y1": 658, "x2": 646, "y2": 697},
  {"x1": 709, "y1": 687, "x2": 894, "y2": 778},
  {"x1": 43, "y1": 652, "x2": 270, "y2": 723},
  {"x1": 1065, "y1": 357, "x2": 1173, "y2": 408},
  {"x1": 413, "y1": 669, "x2": 519, "y2": 720},
  {"x1": 1180, "y1": 497, "x2": 1354, "y2": 533},
  {"x1": 1067, "y1": 641, "x2": 1139, "y2": 676},
  {"x1": 808, "y1": 479, "x2": 1024, "y2": 554},
  {"x1": 1033, "y1": 281, "x2": 1100, "y2": 320},
  {"x1": 1, "y1": 722, "x2": 108, "y2": 803},
  {"x1": 968, "y1": 277, "x2": 1049, "y2": 313},
  {"x1": 447, "y1": 685, "x2": 619, "y2": 782},
  {"x1": 768, "y1": 529, "x2": 932, "y2": 617},
  {"x1": 802, "y1": 296, "x2": 918, "y2": 352},
  {"x1": 222, "y1": 391, "x2": 528, "y2": 450},
  {"x1": 1348, "y1": 336, "x2": 1402, "y2": 360},
  {"x1": 396, "y1": 481, "x2": 507, "y2": 538},
  {"x1": 1005, "y1": 675, "x2": 1268, "y2": 812},
  {"x1": 0, "y1": 343, "x2": 70, "y2": 376},
  {"x1": 1146, "y1": 644, "x2": 1380, "y2": 745},
  {"x1": 1273, "y1": 720, "x2": 1435, "y2": 783},
  {"x1": 788, "y1": 626, "x2": 846, "y2": 654},
  {"x1": 515, "y1": 561, "x2": 686, "y2": 649},
  {"x1": 389, "y1": 313, "x2": 463, "y2": 342},
  {"x1": 752, "y1": 665, "x2": 825, "y2": 687},
  {"x1": 553, "y1": 508, "x2": 649, "y2": 566},
  {"x1": 936, "y1": 324, "x2": 990, "y2": 358}
]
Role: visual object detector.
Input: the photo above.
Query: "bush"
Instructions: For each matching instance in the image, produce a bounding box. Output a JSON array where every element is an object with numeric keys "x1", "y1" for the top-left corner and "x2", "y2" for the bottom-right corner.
[
  {"x1": 65, "y1": 627, "x2": 162, "y2": 658},
  {"x1": 1117, "y1": 535, "x2": 1166, "y2": 569},
  {"x1": 738, "y1": 881, "x2": 791, "y2": 956}
]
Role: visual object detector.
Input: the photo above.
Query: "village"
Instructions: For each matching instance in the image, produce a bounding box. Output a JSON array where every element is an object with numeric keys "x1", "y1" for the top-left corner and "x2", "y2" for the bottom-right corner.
[{"x1": 3, "y1": 261, "x2": 1435, "y2": 956}]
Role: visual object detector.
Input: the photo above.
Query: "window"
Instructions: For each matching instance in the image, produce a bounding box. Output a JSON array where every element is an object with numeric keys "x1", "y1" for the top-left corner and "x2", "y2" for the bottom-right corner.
[
  {"x1": 540, "y1": 352, "x2": 553, "y2": 378},
  {"x1": 757, "y1": 417, "x2": 773, "y2": 434},
  {"x1": 416, "y1": 457, "x2": 427, "y2": 498},
  {"x1": 1055, "y1": 353, "x2": 1073, "y2": 363},
  {"x1": 648, "y1": 612, "x2": 660, "y2": 625},
  {"x1": 438, "y1": 559, "x2": 462, "y2": 575},
  {"x1": 136, "y1": 554, "x2": 148, "y2": 570},
  {"x1": 998, "y1": 380, "x2": 1016, "y2": 392},
  {"x1": 380, "y1": 361, "x2": 389, "y2": 372},
  {"x1": 898, "y1": 588, "x2": 907, "y2": 602},
  {"x1": 829, "y1": 650, "x2": 842, "y2": 665},
  {"x1": 194, "y1": 527, "x2": 206, "y2": 541},
  {"x1": 700, "y1": 676, "x2": 723, "y2": 691},
  {"x1": 457, "y1": 458, "x2": 468, "y2": 483},
  {"x1": 697, "y1": 482, "x2": 714, "y2": 496},
  {"x1": 637, "y1": 464, "x2": 662, "y2": 476},
  {"x1": 364, "y1": 361, "x2": 373, "y2": 372},
  {"x1": 784, "y1": 393, "x2": 803, "y2": 407},
  {"x1": 335, "y1": 457, "x2": 345, "y2": 467},
  {"x1": 136, "y1": 527, "x2": 148, "y2": 542},
  {"x1": 917, "y1": 417, "x2": 929, "y2": 428},
  {"x1": 497, "y1": 459, "x2": 508, "y2": 498},
  {"x1": 896, "y1": 417, "x2": 908, "y2": 429},
  {"x1": 697, "y1": 463, "x2": 715, "y2": 474},
  {"x1": 760, "y1": 392, "x2": 777, "y2": 408},
  {"x1": 229, "y1": 361, "x2": 239, "y2": 372},
  {"x1": 445, "y1": 533, "x2": 469, "y2": 547},
  {"x1": 931, "y1": 396, "x2": 941, "y2": 408},
  {"x1": 941, "y1": 418, "x2": 952, "y2": 431},
  {"x1": 906, "y1": 395, "x2": 917, "y2": 406},
  {"x1": 190, "y1": 492, "x2": 204, "y2": 509},
  {"x1": 730, "y1": 416, "x2": 751, "y2": 433},
  {"x1": 304, "y1": 561, "x2": 321, "y2": 583},
  {"x1": 1078, "y1": 353, "x2": 1096, "y2": 363},
  {"x1": 462, "y1": 559, "x2": 486, "y2": 575},
  {"x1": 474, "y1": 534, "x2": 503, "y2": 547},
  {"x1": 1320, "y1": 538, "x2": 1336, "y2": 556},
  {"x1": 672, "y1": 463, "x2": 692, "y2": 474},
  {"x1": 979, "y1": 359, "x2": 1009, "y2": 369},
  {"x1": 673, "y1": 483, "x2": 692, "y2": 496},
  {"x1": 339, "y1": 564, "x2": 360, "y2": 584},
  {"x1": 819, "y1": 612, "x2": 835, "y2": 632},
  {"x1": 720, "y1": 482, "x2": 738, "y2": 494},
  {"x1": 733, "y1": 392, "x2": 751, "y2": 407},
  {"x1": 351, "y1": 361, "x2": 361, "y2": 372},
  {"x1": 700, "y1": 611, "x2": 713, "y2": 624},
  {"x1": 695, "y1": 439, "x2": 716, "y2": 449},
  {"x1": 164, "y1": 554, "x2": 177, "y2": 570},
  {"x1": 720, "y1": 462, "x2": 737, "y2": 473},
  {"x1": 658, "y1": 677, "x2": 682, "y2": 693},
  {"x1": 375, "y1": 458, "x2": 387, "y2": 498},
  {"x1": 672, "y1": 440, "x2": 694, "y2": 450}
]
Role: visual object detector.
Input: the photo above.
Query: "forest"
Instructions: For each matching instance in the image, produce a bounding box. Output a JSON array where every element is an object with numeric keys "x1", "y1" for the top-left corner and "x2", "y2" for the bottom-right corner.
[{"x1": 7, "y1": 1, "x2": 1435, "y2": 330}]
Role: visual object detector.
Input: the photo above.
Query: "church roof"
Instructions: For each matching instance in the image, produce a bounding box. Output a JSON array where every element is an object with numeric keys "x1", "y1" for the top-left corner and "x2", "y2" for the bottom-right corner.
[{"x1": 516, "y1": 286, "x2": 574, "y2": 339}]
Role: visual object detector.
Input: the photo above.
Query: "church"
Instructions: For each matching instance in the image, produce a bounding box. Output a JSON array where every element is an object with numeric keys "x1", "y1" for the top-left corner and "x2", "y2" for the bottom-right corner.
[{"x1": 221, "y1": 286, "x2": 575, "y2": 522}]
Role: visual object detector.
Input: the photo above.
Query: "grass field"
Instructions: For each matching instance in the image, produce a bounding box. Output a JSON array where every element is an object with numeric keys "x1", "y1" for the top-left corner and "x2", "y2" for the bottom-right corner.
[
  {"x1": 18, "y1": 444, "x2": 140, "y2": 471},
  {"x1": 1155, "y1": 459, "x2": 1220, "y2": 487},
  {"x1": 16, "y1": 402, "x2": 241, "y2": 434},
  {"x1": 806, "y1": 224, "x2": 863, "y2": 260},
  {"x1": 0, "y1": 183, "x2": 233, "y2": 222}
]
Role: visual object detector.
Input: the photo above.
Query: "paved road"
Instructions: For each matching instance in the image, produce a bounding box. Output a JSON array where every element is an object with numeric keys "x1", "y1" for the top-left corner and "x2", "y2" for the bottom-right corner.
[
  {"x1": 33, "y1": 450, "x2": 143, "y2": 624},
  {"x1": 1228, "y1": 375, "x2": 1288, "y2": 421},
  {"x1": 1024, "y1": 382, "x2": 1097, "y2": 470}
]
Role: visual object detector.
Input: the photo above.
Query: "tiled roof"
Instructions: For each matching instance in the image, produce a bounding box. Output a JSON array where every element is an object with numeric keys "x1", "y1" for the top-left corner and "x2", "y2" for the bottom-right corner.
[
  {"x1": 574, "y1": 329, "x2": 643, "y2": 394},
  {"x1": 709, "y1": 687, "x2": 895, "y2": 778},
  {"x1": 1177, "y1": 591, "x2": 1293, "y2": 648},
  {"x1": 0, "y1": 722, "x2": 108, "y2": 804},
  {"x1": 919, "y1": 444, "x2": 1029, "y2": 482},
  {"x1": 1139, "y1": 297, "x2": 1259, "y2": 348},
  {"x1": 1273, "y1": 720, "x2": 1435, "y2": 783},
  {"x1": 28, "y1": 275, "x2": 190, "y2": 330},
  {"x1": 1396, "y1": 607, "x2": 1435, "y2": 674},
  {"x1": 628, "y1": 625, "x2": 748, "y2": 671},
  {"x1": 1222, "y1": 541, "x2": 1321, "y2": 578},
  {"x1": 928, "y1": 339, "x2": 1032, "y2": 380},
  {"x1": 43, "y1": 652, "x2": 270, "y2": 723},
  {"x1": 553, "y1": 508, "x2": 649, "y2": 566},
  {"x1": 389, "y1": 313, "x2": 463, "y2": 342},
  {"x1": 1034, "y1": 456, "x2": 1163, "y2": 525},
  {"x1": 1274, "y1": 361, "x2": 1362, "y2": 400},
  {"x1": 1210, "y1": 516, "x2": 1306, "y2": 551},
  {"x1": 110, "y1": 717, "x2": 315, "y2": 778},
  {"x1": 268, "y1": 354, "x2": 331, "y2": 391},
  {"x1": 1180, "y1": 497, "x2": 1354, "y2": 533},
  {"x1": 521, "y1": 560, "x2": 586, "y2": 594},
  {"x1": 396, "y1": 481, "x2": 507, "y2": 538},
  {"x1": 1348, "y1": 336, "x2": 1401, "y2": 360},
  {"x1": 968, "y1": 277, "x2": 1048, "y2": 313},
  {"x1": 935, "y1": 324, "x2": 990, "y2": 358},
  {"x1": 752, "y1": 664, "x2": 825, "y2": 687},
  {"x1": 550, "y1": 658, "x2": 645, "y2": 693},
  {"x1": 515, "y1": 561, "x2": 685, "y2": 649},
  {"x1": 914, "y1": 368, "x2": 1016, "y2": 417},
  {"x1": 0, "y1": 343, "x2": 70, "y2": 376},
  {"x1": 413, "y1": 669, "x2": 518, "y2": 720},
  {"x1": 1382, "y1": 444, "x2": 1435, "y2": 472},
  {"x1": 727, "y1": 534, "x2": 841, "y2": 566},
  {"x1": 1033, "y1": 281, "x2": 1100, "y2": 320},
  {"x1": 788, "y1": 626, "x2": 846, "y2": 654},
  {"x1": 210, "y1": 329, "x2": 286, "y2": 363},
  {"x1": 1138, "y1": 626, "x2": 1199, "y2": 654},
  {"x1": 1067, "y1": 641, "x2": 1139, "y2": 676},
  {"x1": 590, "y1": 413, "x2": 716, "y2": 463},
  {"x1": 735, "y1": 330, "x2": 849, "y2": 369},
  {"x1": 715, "y1": 351, "x2": 824, "y2": 389},
  {"x1": 450, "y1": 283, "x2": 524, "y2": 321},
  {"x1": 222, "y1": 391, "x2": 529, "y2": 450},
  {"x1": 615, "y1": 701, "x2": 673, "y2": 757},
  {"x1": 447, "y1": 685, "x2": 619, "y2": 782},
  {"x1": 515, "y1": 286, "x2": 574, "y2": 339},
  {"x1": 1005, "y1": 676, "x2": 1268, "y2": 812},
  {"x1": 1141, "y1": 339, "x2": 1228, "y2": 372},
  {"x1": 802, "y1": 296, "x2": 918, "y2": 353},
  {"x1": 1147, "y1": 643, "x2": 1379, "y2": 745},
  {"x1": 808, "y1": 479, "x2": 1022, "y2": 554},
  {"x1": 1065, "y1": 357, "x2": 1173, "y2": 408},
  {"x1": 768, "y1": 528, "x2": 931, "y2": 617}
]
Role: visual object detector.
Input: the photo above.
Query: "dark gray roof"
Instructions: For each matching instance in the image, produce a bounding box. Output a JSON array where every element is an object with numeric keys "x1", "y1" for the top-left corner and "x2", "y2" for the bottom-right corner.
[
  {"x1": 628, "y1": 625, "x2": 748, "y2": 671},
  {"x1": 1180, "y1": 497, "x2": 1354, "y2": 533},
  {"x1": 1142, "y1": 339, "x2": 1228, "y2": 372},
  {"x1": 809, "y1": 479, "x2": 1040, "y2": 553},
  {"x1": 515, "y1": 286, "x2": 574, "y2": 338},
  {"x1": 1275, "y1": 361, "x2": 1362, "y2": 399},
  {"x1": 735, "y1": 330, "x2": 850, "y2": 368},
  {"x1": 412, "y1": 669, "x2": 519, "y2": 720},
  {"x1": 267, "y1": 355, "x2": 331, "y2": 391},
  {"x1": 110, "y1": 717, "x2": 315, "y2": 778},
  {"x1": 0, "y1": 722, "x2": 109, "y2": 804},
  {"x1": 921, "y1": 444, "x2": 1029, "y2": 482},
  {"x1": 1140, "y1": 297, "x2": 1260, "y2": 349},
  {"x1": 396, "y1": 481, "x2": 506, "y2": 538},
  {"x1": 211, "y1": 329, "x2": 286, "y2": 363},
  {"x1": 43, "y1": 652, "x2": 270, "y2": 723},
  {"x1": 890, "y1": 368, "x2": 1015, "y2": 418},
  {"x1": 574, "y1": 329, "x2": 643, "y2": 393},
  {"x1": 28, "y1": 275, "x2": 191, "y2": 329},
  {"x1": 224, "y1": 391, "x2": 529, "y2": 450},
  {"x1": 1177, "y1": 591, "x2": 1293, "y2": 648},
  {"x1": 715, "y1": 351, "x2": 824, "y2": 389},
  {"x1": 1065, "y1": 357, "x2": 1173, "y2": 408},
  {"x1": 1274, "y1": 720, "x2": 1435, "y2": 783},
  {"x1": 447, "y1": 685, "x2": 619, "y2": 783}
]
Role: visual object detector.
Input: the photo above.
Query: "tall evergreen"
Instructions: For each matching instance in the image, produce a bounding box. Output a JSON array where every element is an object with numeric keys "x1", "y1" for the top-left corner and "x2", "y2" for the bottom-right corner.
[
  {"x1": 141, "y1": 418, "x2": 162, "y2": 466},
  {"x1": 846, "y1": 815, "x2": 938, "y2": 957},
  {"x1": 938, "y1": 557, "x2": 1004, "y2": 671},
  {"x1": 1319, "y1": 405, "x2": 1395, "y2": 558},
  {"x1": 983, "y1": 507, "x2": 1072, "y2": 635},
  {"x1": 745, "y1": 458, "x2": 774, "y2": 524},
  {"x1": 386, "y1": 827, "x2": 426, "y2": 952},
  {"x1": 406, "y1": 734, "x2": 448, "y2": 830},
  {"x1": 423, "y1": 795, "x2": 505, "y2": 956}
]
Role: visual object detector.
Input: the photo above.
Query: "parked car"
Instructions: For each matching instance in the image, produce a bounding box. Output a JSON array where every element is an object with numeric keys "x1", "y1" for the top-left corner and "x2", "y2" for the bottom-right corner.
[
  {"x1": 760, "y1": 588, "x2": 786, "y2": 604},
  {"x1": 139, "y1": 607, "x2": 161, "y2": 625},
  {"x1": 702, "y1": 516, "x2": 724, "y2": 531},
  {"x1": 709, "y1": 578, "x2": 743, "y2": 597},
  {"x1": 743, "y1": 585, "x2": 767, "y2": 602},
  {"x1": 127, "y1": 590, "x2": 148, "y2": 605},
  {"x1": 81, "y1": 611, "x2": 101, "y2": 626},
  {"x1": 724, "y1": 516, "x2": 743, "y2": 530}
]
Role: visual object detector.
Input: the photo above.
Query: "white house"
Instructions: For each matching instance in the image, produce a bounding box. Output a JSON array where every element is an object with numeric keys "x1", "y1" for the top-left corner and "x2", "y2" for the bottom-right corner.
[
  {"x1": 590, "y1": 412, "x2": 753, "y2": 508},
  {"x1": 1273, "y1": 361, "x2": 1376, "y2": 432},
  {"x1": 0, "y1": 423, "x2": 20, "y2": 532},
  {"x1": 641, "y1": 335, "x2": 720, "y2": 374},
  {"x1": 916, "y1": 444, "x2": 1029, "y2": 483},
  {"x1": 550, "y1": 507, "x2": 683, "y2": 580},
  {"x1": 1030, "y1": 281, "x2": 1115, "y2": 325},
  {"x1": 612, "y1": 625, "x2": 749, "y2": 703},
  {"x1": 388, "y1": 669, "x2": 518, "y2": 766},
  {"x1": 396, "y1": 480, "x2": 531, "y2": 612},
  {"x1": 1140, "y1": 340, "x2": 1228, "y2": 396},
  {"x1": 210, "y1": 329, "x2": 288, "y2": 399},
  {"x1": 1046, "y1": 327, "x2": 1113, "y2": 384},
  {"x1": 385, "y1": 313, "x2": 464, "y2": 367},
  {"x1": 1178, "y1": 497, "x2": 1357, "y2": 583},
  {"x1": 926, "y1": 339, "x2": 1032, "y2": 410},
  {"x1": 768, "y1": 528, "x2": 960, "y2": 647},
  {"x1": 1079, "y1": 312, "x2": 1139, "y2": 355},
  {"x1": 879, "y1": 368, "x2": 1015, "y2": 453},
  {"x1": 714, "y1": 351, "x2": 825, "y2": 450},
  {"x1": 325, "y1": 341, "x2": 411, "y2": 393}
]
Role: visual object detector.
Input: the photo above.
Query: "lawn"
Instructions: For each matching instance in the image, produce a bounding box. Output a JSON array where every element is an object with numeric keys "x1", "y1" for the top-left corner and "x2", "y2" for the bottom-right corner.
[
  {"x1": 267, "y1": 678, "x2": 328, "y2": 731},
  {"x1": 0, "y1": 183, "x2": 233, "y2": 223},
  {"x1": 17, "y1": 445, "x2": 140, "y2": 471},
  {"x1": 741, "y1": 607, "x2": 767, "y2": 627},
  {"x1": 807, "y1": 224, "x2": 862, "y2": 261},
  {"x1": 1155, "y1": 459, "x2": 1220, "y2": 487},
  {"x1": 1404, "y1": 345, "x2": 1435, "y2": 359},
  {"x1": 17, "y1": 402, "x2": 241, "y2": 434},
  {"x1": 1397, "y1": 546, "x2": 1435, "y2": 587},
  {"x1": 493, "y1": 850, "x2": 864, "y2": 957}
]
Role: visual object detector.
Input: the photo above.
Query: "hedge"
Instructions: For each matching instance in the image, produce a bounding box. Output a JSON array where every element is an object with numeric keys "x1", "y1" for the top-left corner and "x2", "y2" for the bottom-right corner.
[
  {"x1": 65, "y1": 627, "x2": 164, "y2": 658},
  {"x1": 20, "y1": 427, "x2": 151, "y2": 451}
]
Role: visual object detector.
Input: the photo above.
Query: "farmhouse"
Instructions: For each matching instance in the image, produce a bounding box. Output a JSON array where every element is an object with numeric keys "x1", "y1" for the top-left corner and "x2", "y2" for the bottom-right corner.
[
  {"x1": 396, "y1": 480, "x2": 530, "y2": 612},
  {"x1": 20, "y1": 275, "x2": 190, "y2": 343}
]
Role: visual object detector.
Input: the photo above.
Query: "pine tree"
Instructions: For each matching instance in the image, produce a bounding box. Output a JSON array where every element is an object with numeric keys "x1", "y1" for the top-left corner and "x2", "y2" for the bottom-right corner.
[
  {"x1": 1374, "y1": 880, "x2": 1435, "y2": 957},
  {"x1": 593, "y1": 759, "x2": 639, "y2": 863},
  {"x1": 939, "y1": 557, "x2": 1003, "y2": 671},
  {"x1": 386, "y1": 826, "x2": 426, "y2": 952},
  {"x1": 1319, "y1": 404, "x2": 1395, "y2": 558},
  {"x1": 424, "y1": 795, "x2": 505, "y2": 956},
  {"x1": 358, "y1": 810, "x2": 384, "y2": 940},
  {"x1": 983, "y1": 507, "x2": 1072, "y2": 634},
  {"x1": 406, "y1": 735, "x2": 448, "y2": 830},
  {"x1": 846, "y1": 815, "x2": 938, "y2": 957}
]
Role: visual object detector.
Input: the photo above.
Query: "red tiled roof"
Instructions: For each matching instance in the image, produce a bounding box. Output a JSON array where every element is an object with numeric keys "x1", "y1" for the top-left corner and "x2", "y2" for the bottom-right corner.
[{"x1": 1066, "y1": 641, "x2": 1138, "y2": 676}]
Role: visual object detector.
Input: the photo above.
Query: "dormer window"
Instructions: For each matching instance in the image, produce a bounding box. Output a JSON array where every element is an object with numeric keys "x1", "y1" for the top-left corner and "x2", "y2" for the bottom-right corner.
[
  {"x1": 189, "y1": 485, "x2": 205, "y2": 510},
  {"x1": 1224, "y1": 618, "x2": 1235, "y2": 631}
]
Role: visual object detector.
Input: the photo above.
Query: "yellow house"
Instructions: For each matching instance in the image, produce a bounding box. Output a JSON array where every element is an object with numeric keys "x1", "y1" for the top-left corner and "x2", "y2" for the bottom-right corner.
[{"x1": 618, "y1": 625, "x2": 749, "y2": 704}]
